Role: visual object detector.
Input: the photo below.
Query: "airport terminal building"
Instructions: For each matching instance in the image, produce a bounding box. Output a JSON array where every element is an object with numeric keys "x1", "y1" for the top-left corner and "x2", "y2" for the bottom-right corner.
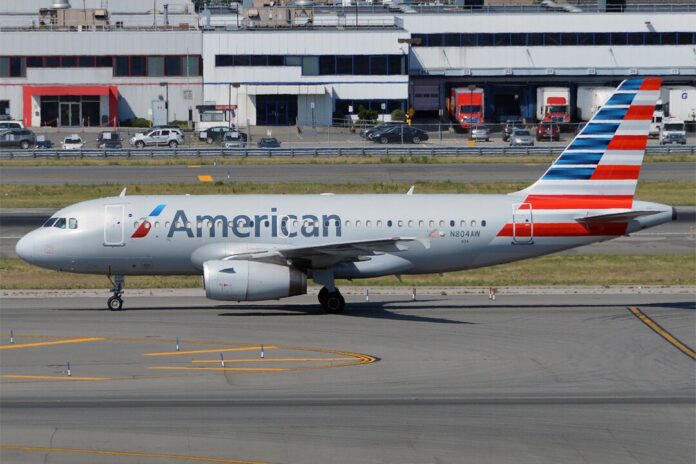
[{"x1": 0, "y1": 0, "x2": 694, "y2": 128}]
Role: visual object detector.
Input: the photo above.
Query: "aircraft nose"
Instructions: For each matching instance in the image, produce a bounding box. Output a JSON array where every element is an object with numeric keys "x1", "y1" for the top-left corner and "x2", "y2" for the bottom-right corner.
[{"x1": 15, "y1": 233, "x2": 36, "y2": 264}]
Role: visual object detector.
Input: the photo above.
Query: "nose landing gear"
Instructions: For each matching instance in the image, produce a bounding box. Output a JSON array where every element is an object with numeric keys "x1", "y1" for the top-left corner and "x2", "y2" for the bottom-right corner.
[{"x1": 107, "y1": 275, "x2": 125, "y2": 311}]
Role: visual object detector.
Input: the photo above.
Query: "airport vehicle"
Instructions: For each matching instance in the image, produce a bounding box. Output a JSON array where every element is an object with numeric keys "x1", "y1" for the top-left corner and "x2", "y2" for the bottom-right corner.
[
  {"x1": 15, "y1": 78, "x2": 675, "y2": 313},
  {"x1": 509, "y1": 128, "x2": 534, "y2": 146},
  {"x1": 576, "y1": 86, "x2": 614, "y2": 121},
  {"x1": 0, "y1": 128, "x2": 35, "y2": 149},
  {"x1": 130, "y1": 128, "x2": 184, "y2": 148},
  {"x1": 536, "y1": 87, "x2": 570, "y2": 123},
  {"x1": 199, "y1": 126, "x2": 233, "y2": 144},
  {"x1": 649, "y1": 100, "x2": 664, "y2": 139},
  {"x1": 97, "y1": 132, "x2": 123, "y2": 149},
  {"x1": 222, "y1": 131, "x2": 248, "y2": 148},
  {"x1": 257, "y1": 137, "x2": 281, "y2": 148},
  {"x1": 449, "y1": 87, "x2": 484, "y2": 130},
  {"x1": 468, "y1": 125, "x2": 490, "y2": 142},
  {"x1": 536, "y1": 122, "x2": 560, "y2": 141},
  {"x1": 502, "y1": 119, "x2": 523, "y2": 142},
  {"x1": 659, "y1": 118, "x2": 687, "y2": 145},
  {"x1": 371, "y1": 125, "x2": 428, "y2": 144},
  {"x1": 61, "y1": 135, "x2": 85, "y2": 150},
  {"x1": 661, "y1": 86, "x2": 696, "y2": 122}
]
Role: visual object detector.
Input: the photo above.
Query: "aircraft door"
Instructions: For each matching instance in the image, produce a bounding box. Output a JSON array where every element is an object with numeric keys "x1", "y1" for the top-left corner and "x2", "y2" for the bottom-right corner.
[
  {"x1": 104, "y1": 204, "x2": 125, "y2": 246},
  {"x1": 512, "y1": 203, "x2": 534, "y2": 244}
]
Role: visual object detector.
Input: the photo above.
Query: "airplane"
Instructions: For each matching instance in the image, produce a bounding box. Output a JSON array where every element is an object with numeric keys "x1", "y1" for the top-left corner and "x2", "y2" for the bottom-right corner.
[{"x1": 15, "y1": 78, "x2": 676, "y2": 313}]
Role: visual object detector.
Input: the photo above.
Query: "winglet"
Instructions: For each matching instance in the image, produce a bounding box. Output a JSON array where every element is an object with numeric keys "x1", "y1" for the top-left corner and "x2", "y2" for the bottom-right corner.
[
  {"x1": 406, "y1": 185, "x2": 415, "y2": 195},
  {"x1": 119, "y1": 187, "x2": 127, "y2": 197}
]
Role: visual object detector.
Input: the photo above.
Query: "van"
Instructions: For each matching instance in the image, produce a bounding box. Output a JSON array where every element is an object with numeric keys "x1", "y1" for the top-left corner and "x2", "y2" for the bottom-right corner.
[{"x1": 660, "y1": 118, "x2": 686, "y2": 145}]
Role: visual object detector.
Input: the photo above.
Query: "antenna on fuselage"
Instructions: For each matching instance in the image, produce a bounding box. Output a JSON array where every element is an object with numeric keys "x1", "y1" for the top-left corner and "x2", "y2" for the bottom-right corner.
[
  {"x1": 406, "y1": 185, "x2": 415, "y2": 195},
  {"x1": 119, "y1": 187, "x2": 127, "y2": 197}
]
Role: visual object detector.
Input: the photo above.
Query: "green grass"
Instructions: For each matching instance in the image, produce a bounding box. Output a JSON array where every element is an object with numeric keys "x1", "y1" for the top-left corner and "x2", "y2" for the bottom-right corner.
[
  {"x1": 1, "y1": 180, "x2": 693, "y2": 208},
  {"x1": 1, "y1": 255, "x2": 694, "y2": 290}
]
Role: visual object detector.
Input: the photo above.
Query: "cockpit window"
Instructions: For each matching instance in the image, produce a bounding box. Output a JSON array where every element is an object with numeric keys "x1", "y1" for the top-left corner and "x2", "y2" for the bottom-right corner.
[
  {"x1": 54, "y1": 218, "x2": 67, "y2": 229},
  {"x1": 68, "y1": 218, "x2": 78, "y2": 229},
  {"x1": 43, "y1": 218, "x2": 57, "y2": 227}
]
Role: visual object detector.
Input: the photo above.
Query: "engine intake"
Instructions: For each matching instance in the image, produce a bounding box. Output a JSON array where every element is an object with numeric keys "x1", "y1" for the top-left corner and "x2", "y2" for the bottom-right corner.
[{"x1": 203, "y1": 260, "x2": 306, "y2": 301}]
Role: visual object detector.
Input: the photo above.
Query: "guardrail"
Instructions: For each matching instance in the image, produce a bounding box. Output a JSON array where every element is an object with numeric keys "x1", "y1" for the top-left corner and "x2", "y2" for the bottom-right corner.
[{"x1": 1, "y1": 145, "x2": 695, "y2": 159}]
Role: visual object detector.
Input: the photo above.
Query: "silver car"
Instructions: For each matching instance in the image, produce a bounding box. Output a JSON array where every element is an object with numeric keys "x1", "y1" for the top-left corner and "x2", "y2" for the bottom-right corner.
[
  {"x1": 130, "y1": 128, "x2": 184, "y2": 149},
  {"x1": 468, "y1": 125, "x2": 490, "y2": 142},
  {"x1": 509, "y1": 128, "x2": 534, "y2": 147}
]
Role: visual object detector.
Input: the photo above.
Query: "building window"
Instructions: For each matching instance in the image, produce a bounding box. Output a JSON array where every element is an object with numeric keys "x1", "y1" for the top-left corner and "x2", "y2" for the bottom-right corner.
[
  {"x1": 0, "y1": 57, "x2": 27, "y2": 77},
  {"x1": 26, "y1": 56, "x2": 43, "y2": 67},
  {"x1": 61, "y1": 56, "x2": 78, "y2": 67},
  {"x1": 301, "y1": 56, "x2": 319, "y2": 76},
  {"x1": 251, "y1": 55, "x2": 267, "y2": 66},
  {"x1": 369, "y1": 55, "x2": 388, "y2": 75},
  {"x1": 130, "y1": 56, "x2": 147, "y2": 76},
  {"x1": 183, "y1": 56, "x2": 199, "y2": 76},
  {"x1": 165, "y1": 56, "x2": 182, "y2": 76},
  {"x1": 147, "y1": 56, "x2": 164, "y2": 77},
  {"x1": 78, "y1": 56, "x2": 96, "y2": 67},
  {"x1": 114, "y1": 56, "x2": 129, "y2": 76},
  {"x1": 353, "y1": 56, "x2": 369, "y2": 75},
  {"x1": 337, "y1": 55, "x2": 352, "y2": 74},
  {"x1": 96, "y1": 56, "x2": 113, "y2": 67},
  {"x1": 319, "y1": 55, "x2": 335, "y2": 75}
]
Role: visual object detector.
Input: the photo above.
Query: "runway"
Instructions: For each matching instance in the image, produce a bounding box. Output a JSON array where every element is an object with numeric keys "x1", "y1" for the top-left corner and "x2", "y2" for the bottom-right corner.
[
  {"x1": 1, "y1": 161, "x2": 693, "y2": 185},
  {"x1": 1, "y1": 291, "x2": 694, "y2": 464}
]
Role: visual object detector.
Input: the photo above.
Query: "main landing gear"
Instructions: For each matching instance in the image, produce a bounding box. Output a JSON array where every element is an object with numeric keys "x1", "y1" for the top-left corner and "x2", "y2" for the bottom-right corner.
[
  {"x1": 107, "y1": 275, "x2": 125, "y2": 311},
  {"x1": 318, "y1": 286, "x2": 345, "y2": 314}
]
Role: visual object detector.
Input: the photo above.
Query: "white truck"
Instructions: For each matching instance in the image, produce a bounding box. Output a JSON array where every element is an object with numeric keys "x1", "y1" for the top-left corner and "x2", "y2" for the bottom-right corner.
[
  {"x1": 659, "y1": 117, "x2": 687, "y2": 145},
  {"x1": 536, "y1": 87, "x2": 570, "y2": 123},
  {"x1": 649, "y1": 99, "x2": 664, "y2": 139},
  {"x1": 576, "y1": 86, "x2": 614, "y2": 121},
  {"x1": 661, "y1": 86, "x2": 696, "y2": 122}
]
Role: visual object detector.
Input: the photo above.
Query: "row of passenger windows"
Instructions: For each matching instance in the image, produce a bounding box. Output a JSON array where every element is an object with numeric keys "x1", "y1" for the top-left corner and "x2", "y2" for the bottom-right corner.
[
  {"x1": 214, "y1": 54, "x2": 408, "y2": 76},
  {"x1": 136, "y1": 219, "x2": 487, "y2": 229},
  {"x1": 411, "y1": 31, "x2": 696, "y2": 47},
  {"x1": 43, "y1": 217, "x2": 78, "y2": 229}
]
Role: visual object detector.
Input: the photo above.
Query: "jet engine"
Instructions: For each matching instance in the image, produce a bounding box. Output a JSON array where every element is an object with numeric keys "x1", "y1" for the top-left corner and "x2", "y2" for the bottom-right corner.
[{"x1": 203, "y1": 260, "x2": 306, "y2": 301}]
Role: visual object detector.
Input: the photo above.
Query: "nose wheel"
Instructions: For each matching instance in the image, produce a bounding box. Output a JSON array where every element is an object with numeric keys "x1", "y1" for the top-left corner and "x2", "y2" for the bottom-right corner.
[
  {"x1": 107, "y1": 275, "x2": 125, "y2": 311},
  {"x1": 318, "y1": 286, "x2": 345, "y2": 314}
]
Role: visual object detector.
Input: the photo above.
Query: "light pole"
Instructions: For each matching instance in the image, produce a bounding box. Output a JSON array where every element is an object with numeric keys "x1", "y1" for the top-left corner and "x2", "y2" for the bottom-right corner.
[
  {"x1": 159, "y1": 81, "x2": 169, "y2": 123},
  {"x1": 232, "y1": 82, "x2": 240, "y2": 129}
]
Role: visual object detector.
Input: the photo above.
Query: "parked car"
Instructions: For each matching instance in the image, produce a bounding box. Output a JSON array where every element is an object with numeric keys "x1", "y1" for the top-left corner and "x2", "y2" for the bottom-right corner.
[
  {"x1": 0, "y1": 120, "x2": 24, "y2": 130},
  {"x1": 502, "y1": 119, "x2": 524, "y2": 142},
  {"x1": 0, "y1": 128, "x2": 36, "y2": 149},
  {"x1": 130, "y1": 128, "x2": 184, "y2": 148},
  {"x1": 199, "y1": 126, "x2": 234, "y2": 144},
  {"x1": 222, "y1": 131, "x2": 248, "y2": 148},
  {"x1": 536, "y1": 122, "x2": 560, "y2": 141},
  {"x1": 62, "y1": 134, "x2": 85, "y2": 150},
  {"x1": 468, "y1": 125, "x2": 491, "y2": 142},
  {"x1": 360, "y1": 122, "x2": 402, "y2": 140},
  {"x1": 35, "y1": 135, "x2": 53, "y2": 149},
  {"x1": 257, "y1": 137, "x2": 281, "y2": 148},
  {"x1": 509, "y1": 128, "x2": 535, "y2": 147},
  {"x1": 97, "y1": 131, "x2": 123, "y2": 149},
  {"x1": 371, "y1": 125, "x2": 429, "y2": 144}
]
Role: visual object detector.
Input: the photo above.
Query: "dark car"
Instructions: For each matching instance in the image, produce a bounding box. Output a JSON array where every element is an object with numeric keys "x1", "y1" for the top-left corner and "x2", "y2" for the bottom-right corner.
[
  {"x1": 35, "y1": 136, "x2": 54, "y2": 149},
  {"x1": 97, "y1": 131, "x2": 123, "y2": 149},
  {"x1": 257, "y1": 137, "x2": 281, "y2": 148},
  {"x1": 360, "y1": 122, "x2": 402, "y2": 140},
  {"x1": 200, "y1": 126, "x2": 233, "y2": 144},
  {"x1": 0, "y1": 128, "x2": 36, "y2": 149},
  {"x1": 536, "y1": 122, "x2": 560, "y2": 142},
  {"x1": 502, "y1": 119, "x2": 524, "y2": 142},
  {"x1": 371, "y1": 125, "x2": 429, "y2": 144}
]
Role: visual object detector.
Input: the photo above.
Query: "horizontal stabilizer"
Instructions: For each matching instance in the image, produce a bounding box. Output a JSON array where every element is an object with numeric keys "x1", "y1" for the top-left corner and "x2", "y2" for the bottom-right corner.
[{"x1": 575, "y1": 210, "x2": 660, "y2": 223}]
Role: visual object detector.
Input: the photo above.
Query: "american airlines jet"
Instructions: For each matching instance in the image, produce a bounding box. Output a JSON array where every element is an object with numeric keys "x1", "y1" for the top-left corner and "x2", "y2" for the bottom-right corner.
[{"x1": 16, "y1": 78, "x2": 675, "y2": 313}]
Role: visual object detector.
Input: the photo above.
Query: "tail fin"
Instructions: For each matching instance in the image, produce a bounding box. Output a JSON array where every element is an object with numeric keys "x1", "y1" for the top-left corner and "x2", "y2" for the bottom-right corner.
[{"x1": 520, "y1": 77, "x2": 662, "y2": 210}]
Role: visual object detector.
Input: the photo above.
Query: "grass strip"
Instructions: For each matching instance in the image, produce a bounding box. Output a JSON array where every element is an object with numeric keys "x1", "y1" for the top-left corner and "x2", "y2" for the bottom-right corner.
[
  {"x1": 1, "y1": 255, "x2": 694, "y2": 290},
  {"x1": 1, "y1": 180, "x2": 693, "y2": 208}
]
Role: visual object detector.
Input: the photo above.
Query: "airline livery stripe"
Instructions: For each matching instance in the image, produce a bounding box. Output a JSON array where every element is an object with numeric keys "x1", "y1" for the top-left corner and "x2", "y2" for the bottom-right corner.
[
  {"x1": 619, "y1": 79, "x2": 643, "y2": 90},
  {"x1": 580, "y1": 123, "x2": 620, "y2": 136},
  {"x1": 605, "y1": 93, "x2": 635, "y2": 106},
  {"x1": 640, "y1": 78, "x2": 663, "y2": 91},
  {"x1": 497, "y1": 222, "x2": 628, "y2": 237},
  {"x1": 149, "y1": 204, "x2": 166, "y2": 217},
  {"x1": 555, "y1": 153, "x2": 604, "y2": 165},
  {"x1": 522, "y1": 195, "x2": 634, "y2": 209},
  {"x1": 593, "y1": 107, "x2": 628, "y2": 120},
  {"x1": 599, "y1": 152, "x2": 644, "y2": 165},
  {"x1": 624, "y1": 105, "x2": 655, "y2": 121},
  {"x1": 543, "y1": 168, "x2": 595, "y2": 180},
  {"x1": 607, "y1": 135, "x2": 648, "y2": 150},
  {"x1": 568, "y1": 138, "x2": 612, "y2": 150},
  {"x1": 591, "y1": 165, "x2": 641, "y2": 180}
]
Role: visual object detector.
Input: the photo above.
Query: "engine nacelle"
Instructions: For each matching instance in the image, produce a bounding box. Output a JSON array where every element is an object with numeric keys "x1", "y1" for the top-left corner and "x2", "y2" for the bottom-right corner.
[{"x1": 203, "y1": 260, "x2": 306, "y2": 301}]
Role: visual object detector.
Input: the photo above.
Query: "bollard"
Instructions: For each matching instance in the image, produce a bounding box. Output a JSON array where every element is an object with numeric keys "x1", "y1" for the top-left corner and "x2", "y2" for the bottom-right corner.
[
  {"x1": 66, "y1": 361, "x2": 71, "y2": 377},
  {"x1": 411, "y1": 287, "x2": 416, "y2": 301},
  {"x1": 176, "y1": 336, "x2": 180, "y2": 352},
  {"x1": 260, "y1": 344, "x2": 265, "y2": 359},
  {"x1": 10, "y1": 329, "x2": 14, "y2": 344},
  {"x1": 492, "y1": 287, "x2": 497, "y2": 301},
  {"x1": 220, "y1": 353, "x2": 225, "y2": 368},
  {"x1": 365, "y1": 288, "x2": 369, "y2": 302}
]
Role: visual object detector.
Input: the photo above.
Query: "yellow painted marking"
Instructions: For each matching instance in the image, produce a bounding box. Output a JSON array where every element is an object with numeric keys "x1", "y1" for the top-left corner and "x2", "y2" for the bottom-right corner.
[
  {"x1": 0, "y1": 445, "x2": 273, "y2": 464},
  {"x1": 628, "y1": 306, "x2": 696, "y2": 360},
  {"x1": 150, "y1": 366, "x2": 288, "y2": 372},
  {"x1": 188, "y1": 165, "x2": 202, "y2": 168},
  {"x1": 0, "y1": 337, "x2": 106, "y2": 350},
  {"x1": 191, "y1": 357, "x2": 356, "y2": 363},
  {"x1": 1, "y1": 375, "x2": 110, "y2": 381},
  {"x1": 198, "y1": 174, "x2": 214, "y2": 182},
  {"x1": 144, "y1": 346, "x2": 277, "y2": 357}
]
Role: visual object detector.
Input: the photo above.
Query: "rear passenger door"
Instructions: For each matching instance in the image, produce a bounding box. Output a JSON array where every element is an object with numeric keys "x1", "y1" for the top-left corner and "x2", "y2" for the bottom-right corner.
[{"x1": 159, "y1": 130, "x2": 170, "y2": 145}]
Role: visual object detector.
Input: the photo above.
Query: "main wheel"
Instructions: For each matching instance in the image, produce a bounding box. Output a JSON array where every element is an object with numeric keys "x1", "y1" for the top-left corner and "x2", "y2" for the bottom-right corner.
[
  {"x1": 412, "y1": 136, "x2": 421, "y2": 144},
  {"x1": 206, "y1": 137, "x2": 214, "y2": 144},
  {"x1": 135, "y1": 141, "x2": 145, "y2": 149},
  {"x1": 323, "y1": 291, "x2": 345, "y2": 314},
  {"x1": 107, "y1": 296, "x2": 123, "y2": 311},
  {"x1": 318, "y1": 286, "x2": 329, "y2": 305},
  {"x1": 168, "y1": 140, "x2": 179, "y2": 148},
  {"x1": 20, "y1": 140, "x2": 30, "y2": 149},
  {"x1": 379, "y1": 137, "x2": 389, "y2": 144}
]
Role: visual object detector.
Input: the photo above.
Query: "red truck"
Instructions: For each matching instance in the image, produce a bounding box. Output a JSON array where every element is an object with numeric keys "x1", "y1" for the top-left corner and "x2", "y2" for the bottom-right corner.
[
  {"x1": 536, "y1": 87, "x2": 571, "y2": 123},
  {"x1": 449, "y1": 87, "x2": 484, "y2": 130}
]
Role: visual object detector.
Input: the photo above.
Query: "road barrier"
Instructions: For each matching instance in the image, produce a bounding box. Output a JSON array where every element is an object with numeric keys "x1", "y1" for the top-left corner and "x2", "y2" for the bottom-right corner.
[{"x1": 1, "y1": 145, "x2": 695, "y2": 159}]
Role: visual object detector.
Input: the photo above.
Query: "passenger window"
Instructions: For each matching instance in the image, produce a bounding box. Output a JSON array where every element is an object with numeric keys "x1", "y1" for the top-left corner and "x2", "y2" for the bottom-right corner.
[
  {"x1": 439, "y1": 220, "x2": 445, "y2": 227},
  {"x1": 43, "y1": 218, "x2": 57, "y2": 227},
  {"x1": 155, "y1": 221, "x2": 160, "y2": 228},
  {"x1": 68, "y1": 218, "x2": 78, "y2": 229},
  {"x1": 377, "y1": 220, "x2": 383, "y2": 228},
  {"x1": 387, "y1": 220, "x2": 393, "y2": 227},
  {"x1": 482, "y1": 220, "x2": 487, "y2": 227},
  {"x1": 397, "y1": 220, "x2": 403, "y2": 227},
  {"x1": 54, "y1": 218, "x2": 66, "y2": 229},
  {"x1": 165, "y1": 221, "x2": 171, "y2": 228},
  {"x1": 356, "y1": 220, "x2": 361, "y2": 227},
  {"x1": 449, "y1": 220, "x2": 455, "y2": 227},
  {"x1": 134, "y1": 221, "x2": 139, "y2": 228},
  {"x1": 460, "y1": 220, "x2": 466, "y2": 227},
  {"x1": 429, "y1": 220, "x2": 435, "y2": 228},
  {"x1": 345, "y1": 220, "x2": 351, "y2": 228},
  {"x1": 471, "y1": 220, "x2": 477, "y2": 227},
  {"x1": 366, "y1": 220, "x2": 372, "y2": 227},
  {"x1": 419, "y1": 220, "x2": 424, "y2": 228},
  {"x1": 408, "y1": 220, "x2": 414, "y2": 227}
]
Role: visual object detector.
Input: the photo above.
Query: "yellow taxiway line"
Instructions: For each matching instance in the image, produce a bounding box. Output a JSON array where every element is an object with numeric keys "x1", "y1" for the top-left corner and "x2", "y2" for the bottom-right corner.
[
  {"x1": 0, "y1": 445, "x2": 273, "y2": 464},
  {"x1": 628, "y1": 306, "x2": 696, "y2": 360},
  {"x1": 191, "y1": 357, "x2": 357, "y2": 363},
  {"x1": 144, "y1": 346, "x2": 277, "y2": 356},
  {"x1": 150, "y1": 366, "x2": 288, "y2": 372},
  {"x1": 0, "y1": 337, "x2": 106, "y2": 350},
  {"x1": 0, "y1": 375, "x2": 110, "y2": 381},
  {"x1": 198, "y1": 174, "x2": 214, "y2": 182}
]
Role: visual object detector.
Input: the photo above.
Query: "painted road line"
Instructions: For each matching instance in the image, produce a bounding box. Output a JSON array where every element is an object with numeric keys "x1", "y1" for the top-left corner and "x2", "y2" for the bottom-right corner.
[
  {"x1": 150, "y1": 366, "x2": 288, "y2": 372},
  {"x1": 628, "y1": 306, "x2": 696, "y2": 360},
  {"x1": 198, "y1": 174, "x2": 214, "y2": 182},
  {"x1": 144, "y1": 346, "x2": 277, "y2": 356},
  {"x1": 0, "y1": 337, "x2": 106, "y2": 350},
  {"x1": 188, "y1": 165, "x2": 202, "y2": 168},
  {"x1": 191, "y1": 357, "x2": 357, "y2": 363},
  {"x1": 1, "y1": 375, "x2": 110, "y2": 381},
  {"x1": 0, "y1": 445, "x2": 273, "y2": 464}
]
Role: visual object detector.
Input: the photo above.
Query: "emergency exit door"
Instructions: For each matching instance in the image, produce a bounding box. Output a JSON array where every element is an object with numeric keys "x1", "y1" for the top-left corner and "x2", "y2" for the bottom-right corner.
[{"x1": 512, "y1": 203, "x2": 534, "y2": 244}]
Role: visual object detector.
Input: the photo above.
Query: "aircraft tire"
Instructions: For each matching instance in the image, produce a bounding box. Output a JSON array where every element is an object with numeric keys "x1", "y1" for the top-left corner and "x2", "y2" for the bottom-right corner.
[
  {"x1": 323, "y1": 291, "x2": 345, "y2": 314},
  {"x1": 108, "y1": 296, "x2": 123, "y2": 311},
  {"x1": 318, "y1": 286, "x2": 329, "y2": 306}
]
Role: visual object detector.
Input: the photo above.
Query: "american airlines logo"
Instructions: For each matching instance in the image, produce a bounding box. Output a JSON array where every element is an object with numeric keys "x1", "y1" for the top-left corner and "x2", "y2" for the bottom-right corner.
[
  {"x1": 131, "y1": 204, "x2": 166, "y2": 238},
  {"x1": 167, "y1": 209, "x2": 342, "y2": 239}
]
